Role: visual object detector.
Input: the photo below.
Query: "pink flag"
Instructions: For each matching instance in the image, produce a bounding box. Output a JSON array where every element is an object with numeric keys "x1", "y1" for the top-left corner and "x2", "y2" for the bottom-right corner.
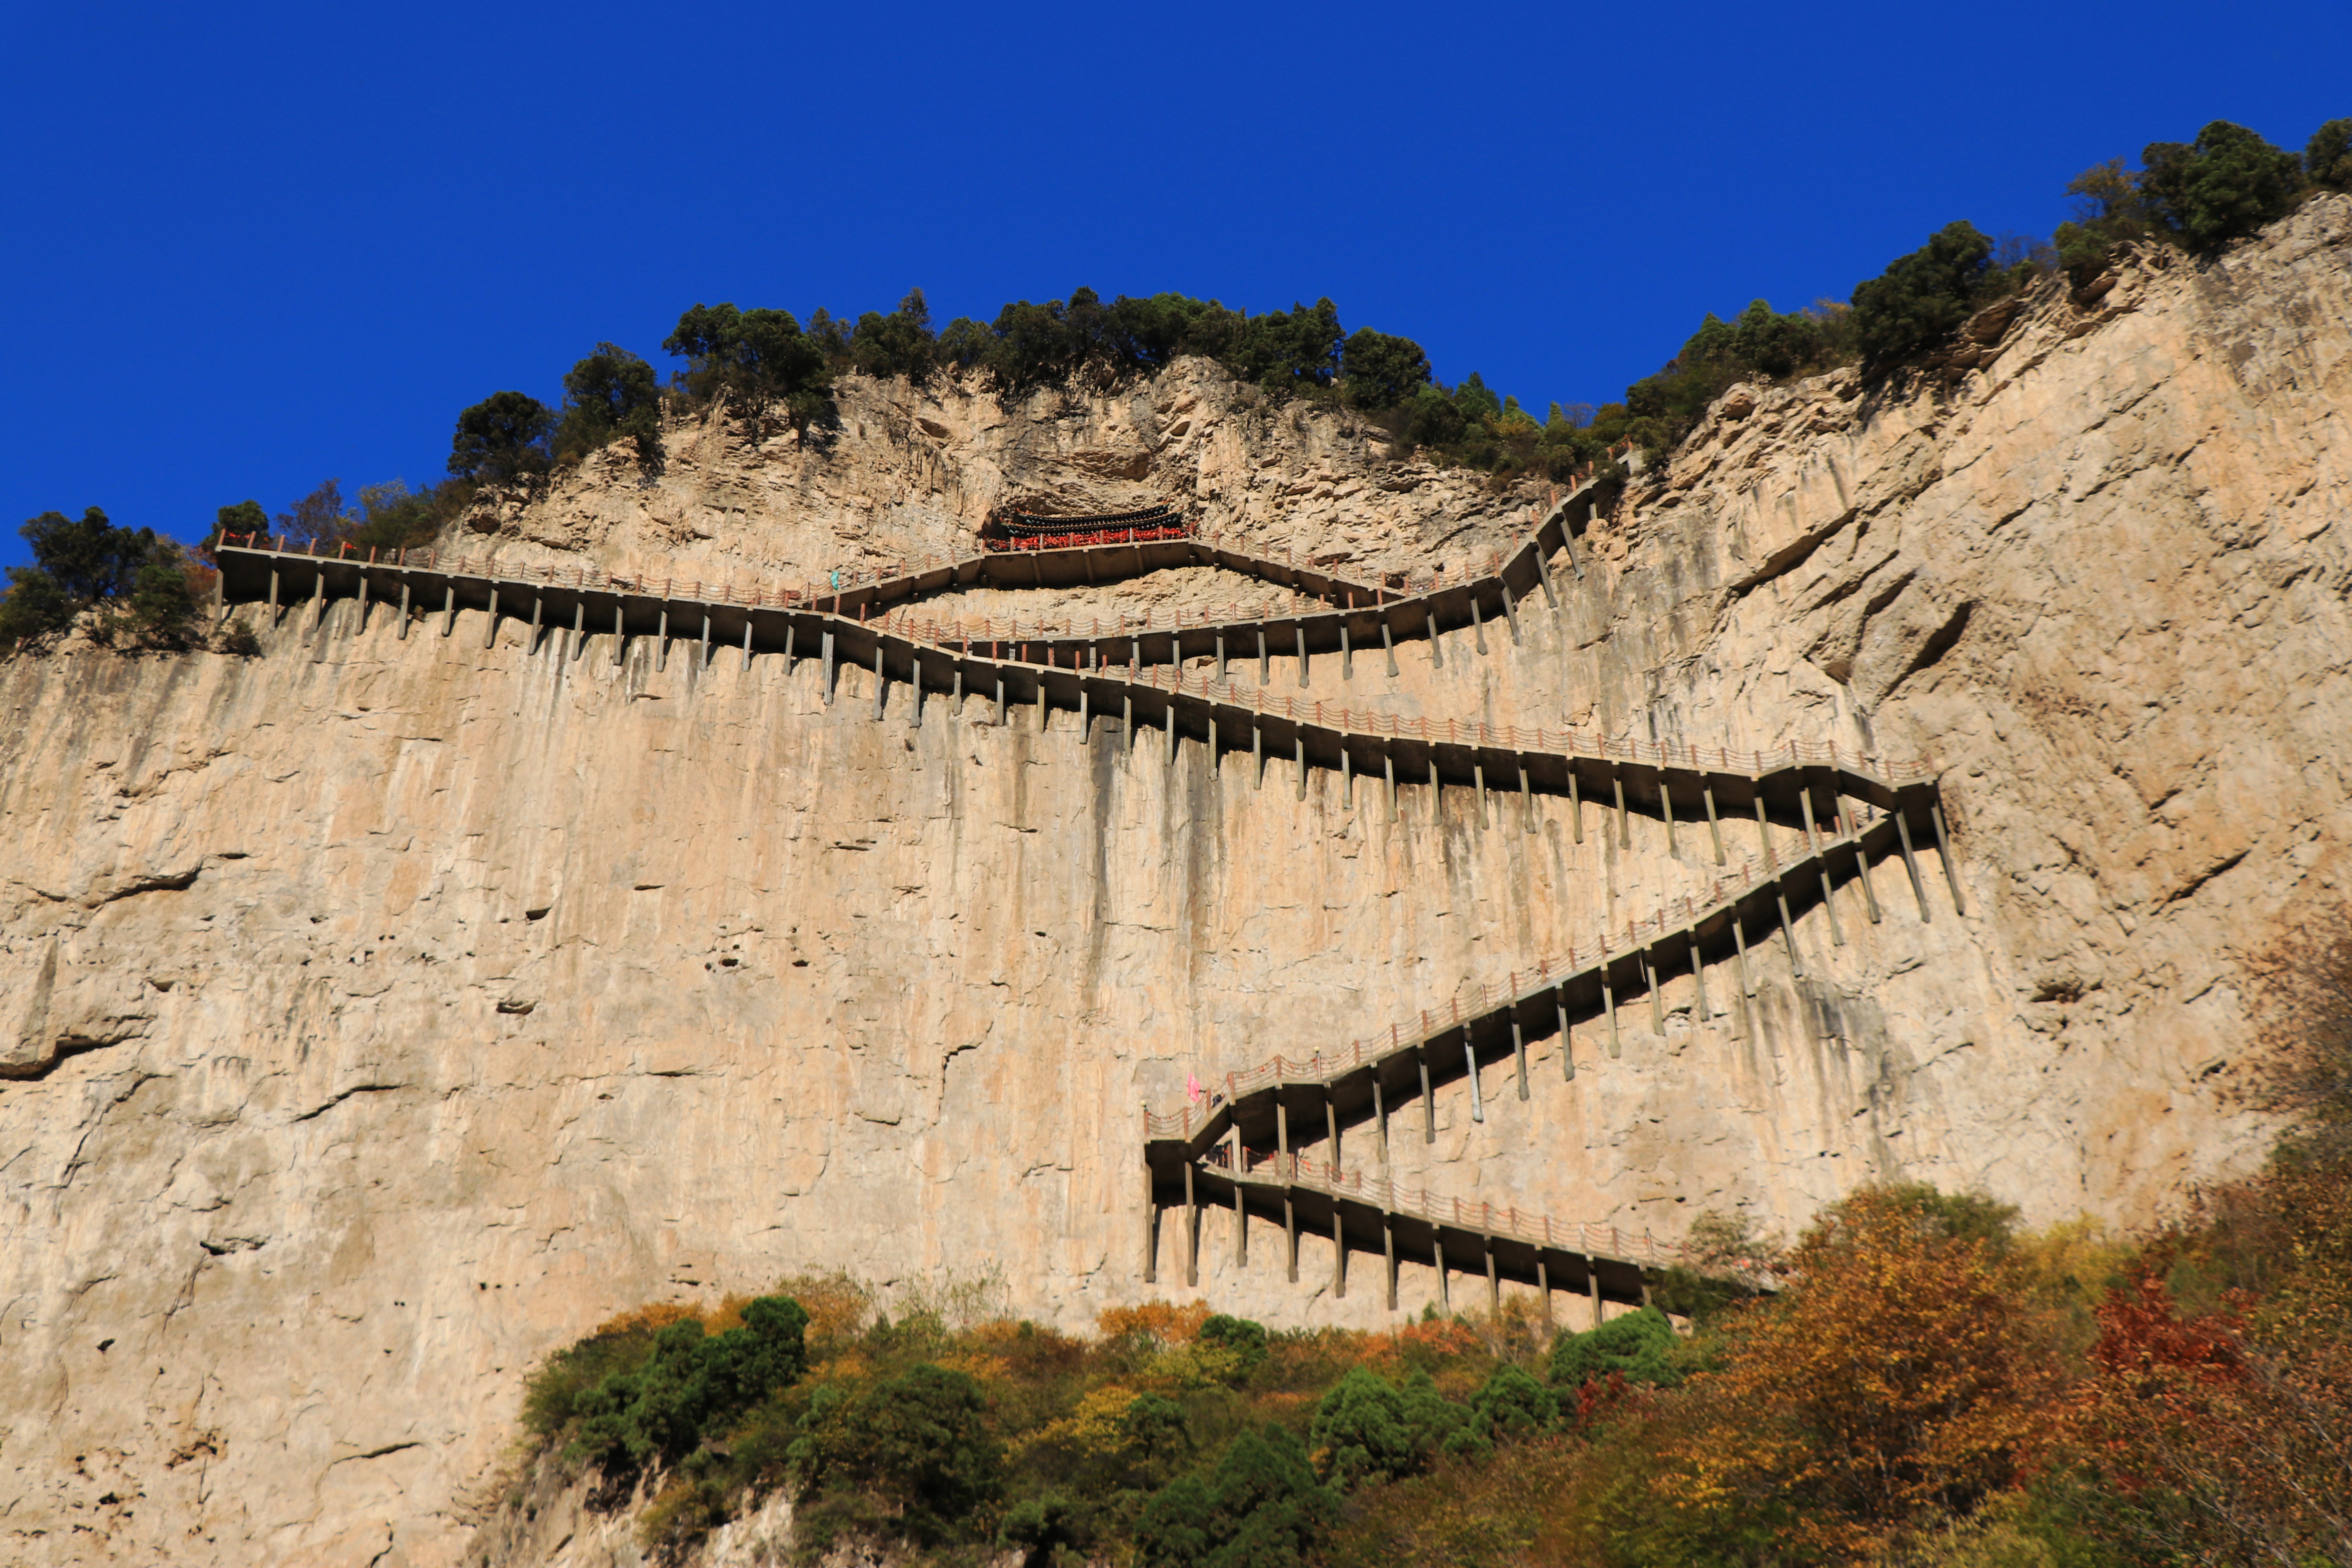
[{"x1": 1187, "y1": 1073, "x2": 1203, "y2": 1104}]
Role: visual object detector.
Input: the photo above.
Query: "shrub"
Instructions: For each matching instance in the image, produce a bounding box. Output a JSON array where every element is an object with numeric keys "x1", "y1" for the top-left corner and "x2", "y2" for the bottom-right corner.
[
  {"x1": 1849, "y1": 221, "x2": 1998, "y2": 371},
  {"x1": 664, "y1": 304, "x2": 831, "y2": 430},
  {"x1": 790, "y1": 1362, "x2": 1001, "y2": 1537},
  {"x1": 0, "y1": 566, "x2": 73, "y2": 650},
  {"x1": 1339, "y1": 327, "x2": 1432, "y2": 409},
  {"x1": 213, "y1": 499, "x2": 269, "y2": 548},
  {"x1": 2141, "y1": 120, "x2": 2307, "y2": 251},
  {"x1": 127, "y1": 544, "x2": 199, "y2": 646},
  {"x1": 217, "y1": 619, "x2": 263, "y2": 657},
  {"x1": 1308, "y1": 1365, "x2": 1468, "y2": 1485},
  {"x1": 556, "y1": 343, "x2": 663, "y2": 467},
  {"x1": 448, "y1": 391, "x2": 554, "y2": 485},
  {"x1": 1137, "y1": 1423, "x2": 1334, "y2": 1568},
  {"x1": 2308, "y1": 118, "x2": 2352, "y2": 193},
  {"x1": 849, "y1": 289, "x2": 940, "y2": 385},
  {"x1": 2, "y1": 508, "x2": 191, "y2": 653},
  {"x1": 1550, "y1": 1305, "x2": 1680, "y2": 1392},
  {"x1": 1464, "y1": 1363, "x2": 1557, "y2": 1445},
  {"x1": 564, "y1": 1294, "x2": 810, "y2": 1470}
]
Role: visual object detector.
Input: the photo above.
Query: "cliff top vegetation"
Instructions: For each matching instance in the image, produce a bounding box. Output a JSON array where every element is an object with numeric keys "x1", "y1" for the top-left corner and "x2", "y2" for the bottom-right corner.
[{"x1": 6, "y1": 114, "x2": 2346, "y2": 662}]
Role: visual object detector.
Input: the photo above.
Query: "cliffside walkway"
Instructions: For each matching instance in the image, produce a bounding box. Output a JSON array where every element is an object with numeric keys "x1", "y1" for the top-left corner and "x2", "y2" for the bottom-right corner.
[
  {"x1": 1145, "y1": 1142, "x2": 1735, "y2": 1319},
  {"x1": 208, "y1": 472, "x2": 1950, "y2": 1311},
  {"x1": 210, "y1": 537, "x2": 1939, "y2": 836}
]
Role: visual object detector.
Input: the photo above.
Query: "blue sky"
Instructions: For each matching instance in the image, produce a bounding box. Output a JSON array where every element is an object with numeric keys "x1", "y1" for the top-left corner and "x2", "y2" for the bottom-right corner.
[{"x1": 2, "y1": 0, "x2": 2345, "y2": 570}]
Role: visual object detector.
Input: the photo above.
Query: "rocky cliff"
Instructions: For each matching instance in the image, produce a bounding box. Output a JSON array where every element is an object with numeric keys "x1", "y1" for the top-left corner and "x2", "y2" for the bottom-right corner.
[{"x1": 3, "y1": 194, "x2": 2347, "y2": 1566}]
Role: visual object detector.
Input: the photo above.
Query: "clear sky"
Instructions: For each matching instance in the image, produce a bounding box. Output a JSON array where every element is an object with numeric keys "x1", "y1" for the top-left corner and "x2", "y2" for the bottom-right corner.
[{"x1": 2, "y1": 0, "x2": 2345, "y2": 570}]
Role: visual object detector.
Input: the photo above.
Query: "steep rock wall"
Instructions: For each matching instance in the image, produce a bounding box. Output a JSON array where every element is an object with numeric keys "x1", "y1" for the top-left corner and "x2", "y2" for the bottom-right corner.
[{"x1": 2, "y1": 196, "x2": 2347, "y2": 1566}]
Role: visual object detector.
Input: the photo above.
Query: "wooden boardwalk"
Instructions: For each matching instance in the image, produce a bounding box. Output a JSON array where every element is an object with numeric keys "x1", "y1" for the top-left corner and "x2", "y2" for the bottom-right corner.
[{"x1": 209, "y1": 479, "x2": 1947, "y2": 1311}]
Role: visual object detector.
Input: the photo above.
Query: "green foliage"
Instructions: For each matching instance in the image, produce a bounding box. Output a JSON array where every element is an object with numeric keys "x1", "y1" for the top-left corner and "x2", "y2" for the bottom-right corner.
[
  {"x1": 2053, "y1": 158, "x2": 2154, "y2": 275},
  {"x1": 3, "y1": 507, "x2": 185, "y2": 653},
  {"x1": 127, "y1": 545, "x2": 198, "y2": 646},
  {"x1": 849, "y1": 289, "x2": 940, "y2": 384},
  {"x1": 563, "y1": 1295, "x2": 810, "y2": 1471},
  {"x1": 557, "y1": 342, "x2": 663, "y2": 466},
  {"x1": 2140, "y1": 120, "x2": 2306, "y2": 251},
  {"x1": 663, "y1": 304, "x2": 831, "y2": 430},
  {"x1": 1229, "y1": 298, "x2": 1343, "y2": 391},
  {"x1": 1307, "y1": 1365, "x2": 1470, "y2": 1485},
  {"x1": 1198, "y1": 1313, "x2": 1270, "y2": 1372},
  {"x1": 1849, "y1": 220, "x2": 1997, "y2": 370},
  {"x1": 1137, "y1": 1423, "x2": 1336, "y2": 1568},
  {"x1": 448, "y1": 391, "x2": 554, "y2": 485},
  {"x1": 2308, "y1": 118, "x2": 2352, "y2": 192},
  {"x1": 214, "y1": 499, "x2": 268, "y2": 543},
  {"x1": 1339, "y1": 327, "x2": 1432, "y2": 409},
  {"x1": 0, "y1": 565, "x2": 73, "y2": 649},
  {"x1": 791, "y1": 1363, "x2": 1001, "y2": 1538},
  {"x1": 21, "y1": 507, "x2": 156, "y2": 600},
  {"x1": 1550, "y1": 1305, "x2": 1681, "y2": 1392},
  {"x1": 1465, "y1": 1363, "x2": 1557, "y2": 1445}
]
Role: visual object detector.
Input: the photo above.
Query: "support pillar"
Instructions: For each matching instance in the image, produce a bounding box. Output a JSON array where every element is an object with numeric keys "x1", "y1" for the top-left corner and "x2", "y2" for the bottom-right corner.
[
  {"x1": 1385, "y1": 750, "x2": 1398, "y2": 820},
  {"x1": 1557, "y1": 987, "x2": 1575, "y2": 1081},
  {"x1": 572, "y1": 602, "x2": 586, "y2": 662},
  {"x1": 1296, "y1": 620, "x2": 1308, "y2": 686},
  {"x1": 1384, "y1": 1216, "x2": 1398, "y2": 1310},
  {"x1": 1252, "y1": 723, "x2": 1263, "y2": 789},
  {"x1": 1588, "y1": 1266, "x2": 1602, "y2": 1327},
  {"x1": 612, "y1": 604, "x2": 624, "y2": 666},
  {"x1": 1643, "y1": 948, "x2": 1665, "y2": 1036},
  {"x1": 1418, "y1": 1048, "x2": 1435, "y2": 1144},
  {"x1": 656, "y1": 608, "x2": 668, "y2": 671},
  {"x1": 740, "y1": 617, "x2": 754, "y2": 671},
  {"x1": 1802, "y1": 785, "x2": 1844, "y2": 946},
  {"x1": 1537, "y1": 1258, "x2": 1553, "y2": 1328},
  {"x1": 1381, "y1": 619, "x2": 1398, "y2": 676},
  {"x1": 1570, "y1": 770, "x2": 1583, "y2": 843},
  {"x1": 1895, "y1": 807, "x2": 1933, "y2": 920},
  {"x1": 1602, "y1": 967, "x2": 1622, "y2": 1058},
  {"x1": 1474, "y1": 762, "x2": 1488, "y2": 829},
  {"x1": 1429, "y1": 759, "x2": 1442, "y2": 826},
  {"x1": 1340, "y1": 620, "x2": 1352, "y2": 681},
  {"x1": 1435, "y1": 1238, "x2": 1451, "y2": 1313},
  {"x1": 1184, "y1": 1160, "x2": 1199, "y2": 1289},
  {"x1": 1373, "y1": 1075, "x2": 1390, "y2": 1165},
  {"x1": 1341, "y1": 746, "x2": 1354, "y2": 808},
  {"x1": 1520, "y1": 762, "x2": 1535, "y2": 835},
  {"x1": 1470, "y1": 594, "x2": 1488, "y2": 656},
  {"x1": 1512, "y1": 1014, "x2": 1529, "y2": 1101},
  {"x1": 528, "y1": 595, "x2": 543, "y2": 655},
  {"x1": 1428, "y1": 604, "x2": 1443, "y2": 668},
  {"x1": 823, "y1": 629, "x2": 837, "y2": 702},
  {"x1": 1277, "y1": 1097, "x2": 1296, "y2": 1283},
  {"x1": 1614, "y1": 769, "x2": 1631, "y2": 848},
  {"x1": 1690, "y1": 930, "x2": 1711, "y2": 1022},
  {"x1": 1499, "y1": 581, "x2": 1521, "y2": 644},
  {"x1": 699, "y1": 610, "x2": 711, "y2": 669},
  {"x1": 1257, "y1": 626, "x2": 1268, "y2": 686},
  {"x1": 1774, "y1": 885, "x2": 1804, "y2": 976},
  {"x1": 1294, "y1": 735, "x2": 1306, "y2": 801},
  {"x1": 1661, "y1": 775, "x2": 1678, "y2": 856},
  {"x1": 871, "y1": 645, "x2": 887, "y2": 720},
  {"x1": 397, "y1": 582, "x2": 410, "y2": 641},
  {"x1": 1461, "y1": 1027, "x2": 1484, "y2": 1124},
  {"x1": 1931, "y1": 803, "x2": 1967, "y2": 915},
  {"x1": 1216, "y1": 631, "x2": 1226, "y2": 682},
  {"x1": 1485, "y1": 1237, "x2": 1499, "y2": 1315},
  {"x1": 1703, "y1": 782, "x2": 1726, "y2": 864}
]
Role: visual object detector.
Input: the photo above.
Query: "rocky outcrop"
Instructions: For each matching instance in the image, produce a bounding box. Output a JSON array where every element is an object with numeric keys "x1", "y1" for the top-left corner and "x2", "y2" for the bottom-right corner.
[{"x1": 2, "y1": 196, "x2": 2347, "y2": 1566}]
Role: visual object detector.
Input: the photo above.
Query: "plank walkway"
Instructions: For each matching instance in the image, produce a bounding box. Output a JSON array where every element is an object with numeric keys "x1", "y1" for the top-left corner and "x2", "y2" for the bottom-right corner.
[
  {"x1": 209, "y1": 477, "x2": 1948, "y2": 1312},
  {"x1": 1150, "y1": 1143, "x2": 1746, "y2": 1319}
]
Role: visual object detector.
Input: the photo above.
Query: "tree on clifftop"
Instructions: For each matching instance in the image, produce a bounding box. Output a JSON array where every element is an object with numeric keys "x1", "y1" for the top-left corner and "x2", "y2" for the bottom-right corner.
[
  {"x1": 557, "y1": 343, "x2": 663, "y2": 467},
  {"x1": 2141, "y1": 120, "x2": 2307, "y2": 251},
  {"x1": 448, "y1": 390, "x2": 554, "y2": 485}
]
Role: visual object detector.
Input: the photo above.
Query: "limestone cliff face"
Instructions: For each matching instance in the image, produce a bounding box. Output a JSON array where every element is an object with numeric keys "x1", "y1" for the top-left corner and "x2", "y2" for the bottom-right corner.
[{"x1": 2, "y1": 195, "x2": 2347, "y2": 1566}]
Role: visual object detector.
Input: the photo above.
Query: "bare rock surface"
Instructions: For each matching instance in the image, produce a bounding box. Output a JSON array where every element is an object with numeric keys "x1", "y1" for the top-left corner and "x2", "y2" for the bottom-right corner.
[{"x1": 3, "y1": 196, "x2": 2349, "y2": 1565}]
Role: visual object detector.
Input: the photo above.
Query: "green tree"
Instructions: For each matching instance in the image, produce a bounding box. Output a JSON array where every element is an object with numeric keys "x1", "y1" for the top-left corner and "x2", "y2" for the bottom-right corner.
[
  {"x1": 570, "y1": 1294, "x2": 810, "y2": 1469},
  {"x1": 1308, "y1": 1366, "x2": 1468, "y2": 1485},
  {"x1": 1849, "y1": 220, "x2": 1996, "y2": 370},
  {"x1": 850, "y1": 289, "x2": 939, "y2": 384},
  {"x1": 127, "y1": 544, "x2": 199, "y2": 646},
  {"x1": 1551, "y1": 1305, "x2": 1681, "y2": 1391},
  {"x1": 1137, "y1": 1423, "x2": 1334, "y2": 1568},
  {"x1": 2308, "y1": 118, "x2": 2352, "y2": 192},
  {"x1": 792, "y1": 1363, "x2": 1001, "y2": 1534},
  {"x1": 214, "y1": 499, "x2": 269, "y2": 546},
  {"x1": 448, "y1": 390, "x2": 554, "y2": 485},
  {"x1": 22, "y1": 507, "x2": 158, "y2": 599},
  {"x1": 1340, "y1": 327, "x2": 1432, "y2": 408},
  {"x1": 1232, "y1": 298, "x2": 1343, "y2": 390},
  {"x1": 0, "y1": 566, "x2": 73, "y2": 650},
  {"x1": 2140, "y1": 121, "x2": 2306, "y2": 250},
  {"x1": 1198, "y1": 1313, "x2": 1270, "y2": 1372},
  {"x1": 666, "y1": 303, "x2": 832, "y2": 428},
  {"x1": 557, "y1": 343, "x2": 663, "y2": 466},
  {"x1": 1465, "y1": 1363, "x2": 1557, "y2": 1444}
]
